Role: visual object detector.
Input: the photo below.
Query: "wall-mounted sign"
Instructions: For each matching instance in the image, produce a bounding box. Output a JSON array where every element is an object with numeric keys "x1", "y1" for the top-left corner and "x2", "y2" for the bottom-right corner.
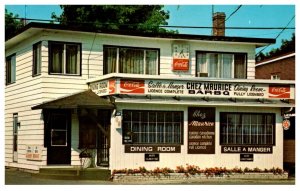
[
  {"x1": 240, "y1": 154, "x2": 254, "y2": 162},
  {"x1": 125, "y1": 145, "x2": 181, "y2": 153},
  {"x1": 145, "y1": 154, "x2": 159, "y2": 161},
  {"x1": 26, "y1": 145, "x2": 42, "y2": 160},
  {"x1": 282, "y1": 119, "x2": 291, "y2": 130},
  {"x1": 188, "y1": 107, "x2": 215, "y2": 154},
  {"x1": 172, "y1": 44, "x2": 190, "y2": 71},
  {"x1": 90, "y1": 78, "x2": 294, "y2": 100},
  {"x1": 221, "y1": 146, "x2": 272, "y2": 154}
]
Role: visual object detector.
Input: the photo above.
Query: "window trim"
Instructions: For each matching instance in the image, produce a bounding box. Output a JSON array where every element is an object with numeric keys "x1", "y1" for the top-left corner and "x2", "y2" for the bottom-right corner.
[
  {"x1": 195, "y1": 51, "x2": 247, "y2": 79},
  {"x1": 6, "y1": 53, "x2": 16, "y2": 85},
  {"x1": 103, "y1": 45, "x2": 160, "y2": 75},
  {"x1": 122, "y1": 110, "x2": 184, "y2": 145},
  {"x1": 48, "y1": 41, "x2": 82, "y2": 76},
  {"x1": 219, "y1": 112, "x2": 276, "y2": 146},
  {"x1": 33, "y1": 41, "x2": 42, "y2": 77}
]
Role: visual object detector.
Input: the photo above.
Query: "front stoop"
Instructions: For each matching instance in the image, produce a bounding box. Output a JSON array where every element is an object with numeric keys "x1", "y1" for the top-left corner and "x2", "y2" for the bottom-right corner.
[{"x1": 33, "y1": 168, "x2": 111, "y2": 180}]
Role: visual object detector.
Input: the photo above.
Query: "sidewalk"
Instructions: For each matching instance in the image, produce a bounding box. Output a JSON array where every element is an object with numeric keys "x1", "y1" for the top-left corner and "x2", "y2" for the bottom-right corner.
[{"x1": 5, "y1": 167, "x2": 295, "y2": 185}]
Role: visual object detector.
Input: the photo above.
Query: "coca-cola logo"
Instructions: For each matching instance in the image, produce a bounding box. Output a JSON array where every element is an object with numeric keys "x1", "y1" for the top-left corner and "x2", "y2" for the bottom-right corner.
[
  {"x1": 120, "y1": 79, "x2": 145, "y2": 94},
  {"x1": 269, "y1": 85, "x2": 290, "y2": 98},
  {"x1": 109, "y1": 80, "x2": 115, "y2": 94},
  {"x1": 173, "y1": 58, "x2": 189, "y2": 71}
]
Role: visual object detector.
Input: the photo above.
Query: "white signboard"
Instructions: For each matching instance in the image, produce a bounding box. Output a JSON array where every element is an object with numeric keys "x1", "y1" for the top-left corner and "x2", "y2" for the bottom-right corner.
[{"x1": 90, "y1": 78, "x2": 294, "y2": 100}]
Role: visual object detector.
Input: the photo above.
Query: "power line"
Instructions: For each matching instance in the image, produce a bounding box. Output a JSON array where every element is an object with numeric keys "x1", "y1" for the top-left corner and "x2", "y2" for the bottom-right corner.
[
  {"x1": 11, "y1": 17, "x2": 295, "y2": 30},
  {"x1": 225, "y1": 5, "x2": 242, "y2": 22},
  {"x1": 255, "y1": 15, "x2": 295, "y2": 56}
]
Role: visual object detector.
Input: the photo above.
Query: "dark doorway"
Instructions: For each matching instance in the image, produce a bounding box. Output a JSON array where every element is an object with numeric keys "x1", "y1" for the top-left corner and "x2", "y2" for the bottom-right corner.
[
  {"x1": 45, "y1": 110, "x2": 71, "y2": 165},
  {"x1": 97, "y1": 110, "x2": 111, "y2": 167}
]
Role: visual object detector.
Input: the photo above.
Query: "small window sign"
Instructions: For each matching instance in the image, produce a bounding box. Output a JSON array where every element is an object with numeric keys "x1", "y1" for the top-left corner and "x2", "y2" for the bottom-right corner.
[
  {"x1": 145, "y1": 153, "x2": 159, "y2": 161},
  {"x1": 240, "y1": 153, "x2": 254, "y2": 162}
]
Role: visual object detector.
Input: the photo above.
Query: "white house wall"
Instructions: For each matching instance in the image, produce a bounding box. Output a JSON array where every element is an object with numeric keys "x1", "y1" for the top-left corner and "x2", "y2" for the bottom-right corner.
[
  {"x1": 4, "y1": 29, "x2": 270, "y2": 170},
  {"x1": 110, "y1": 103, "x2": 283, "y2": 171}
]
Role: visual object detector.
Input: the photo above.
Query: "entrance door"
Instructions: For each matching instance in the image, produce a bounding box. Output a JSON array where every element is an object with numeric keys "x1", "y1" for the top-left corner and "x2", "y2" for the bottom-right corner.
[
  {"x1": 46, "y1": 111, "x2": 71, "y2": 165},
  {"x1": 13, "y1": 113, "x2": 18, "y2": 162},
  {"x1": 97, "y1": 110, "x2": 111, "y2": 167}
]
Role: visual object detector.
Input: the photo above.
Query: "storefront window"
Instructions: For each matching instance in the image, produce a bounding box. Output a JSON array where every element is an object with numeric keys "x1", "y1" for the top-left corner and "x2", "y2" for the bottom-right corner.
[
  {"x1": 104, "y1": 46, "x2": 159, "y2": 75},
  {"x1": 220, "y1": 113, "x2": 275, "y2": 145},
  {"x1": 196, "y1": 52, "x2": 246, "y2": 78},
  {"x1": 122, "y1": 110, "x2": 183, "y2": 144}
]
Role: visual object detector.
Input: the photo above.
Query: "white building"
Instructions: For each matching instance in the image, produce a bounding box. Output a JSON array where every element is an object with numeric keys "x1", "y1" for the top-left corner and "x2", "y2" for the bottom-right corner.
[{"x1": 5, "y1": 15, "x2": 295, "y2": 173}]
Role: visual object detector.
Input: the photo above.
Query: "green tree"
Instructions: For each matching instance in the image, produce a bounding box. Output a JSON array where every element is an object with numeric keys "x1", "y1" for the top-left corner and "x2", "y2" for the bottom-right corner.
[
  {"x1": 51, "y1": 5, "x2": 175, "y2": 33},
  {"x1": 5, "y1": 9, "x2": 23, "y2": 41},
  {"x1": 256, "y1": 33, "x2": 295, "y2": 61}
]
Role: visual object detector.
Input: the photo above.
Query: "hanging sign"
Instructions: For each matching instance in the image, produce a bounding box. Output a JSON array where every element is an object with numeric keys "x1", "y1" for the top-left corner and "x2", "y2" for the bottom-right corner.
[{"x1": 282, "y1": 119, "x2": 291, "y2": 130}]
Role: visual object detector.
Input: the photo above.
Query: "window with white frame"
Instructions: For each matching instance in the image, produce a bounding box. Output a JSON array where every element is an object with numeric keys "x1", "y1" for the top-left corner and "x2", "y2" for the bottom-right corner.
[
  {"x1": 6, "y1": 54, "x2": 16, "y2": 85},
  {"x1": 122, "y1": 110, "x2": 183, "y2": 144},
  {"x1": 33, "y1": 42, "x2": 42, "y2": 76},
  {"x1": 271, "y1": 74, "x2": 280, "y2": 80},
  {"x1": 196, "y1": 52, "x2": 247, "y2": 78},
  {"x1": 103, "y1": 46, "x2": 159, "y2": 75},
  {"x1": 220, "y1": 113, "x2": 275, "y2": 145},
  {"x1": 49, "y1": 41, "x2": 81, "y2": 75}
]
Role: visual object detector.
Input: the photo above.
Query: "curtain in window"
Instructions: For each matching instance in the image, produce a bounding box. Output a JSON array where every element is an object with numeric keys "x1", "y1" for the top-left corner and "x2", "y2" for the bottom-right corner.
[
  {"x1": 146, "y1": 50, "x2": 157, "y2": 75},
  {"x1": 208, "y1": 53, "x2": 218, "y2": 77},
  {"x1": 51, "y1": 43, "x2": 63, "y2": 73},
  {"x1": 66, "y1": 44, "x2": 79, "y2": 74},
  {"x1": 33, "y1": 43, "x2": 42, "y2": 75},
  {"x1": 104, "y1": 47, "x2": 117, "y2": 74},
  {"x1": 196, "y1": 53, "x2": 207, "y2": 76},
  {"x1": 11, "y1": 55, "x2": 16, "y2": 82},
  {"x1": 119, "y1": 48, "x2": 144, "y2": 74},
  {"x1": 222, "y1": 54, "x2": 233, "y2": 78},
  {"x1": 234, "y1": 54, "x2": 246, "y2": 78}
]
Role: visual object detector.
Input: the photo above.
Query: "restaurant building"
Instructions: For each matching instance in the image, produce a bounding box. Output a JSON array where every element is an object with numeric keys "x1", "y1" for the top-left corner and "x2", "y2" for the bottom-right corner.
[{"x1": 5, "y1": 13, "x2": 295, "y2": 172}]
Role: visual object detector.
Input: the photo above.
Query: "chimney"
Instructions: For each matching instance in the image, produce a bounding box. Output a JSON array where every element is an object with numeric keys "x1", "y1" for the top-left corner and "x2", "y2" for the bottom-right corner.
[{"x1": 212, "y1": 12, "x2": 226, "y2": 36}]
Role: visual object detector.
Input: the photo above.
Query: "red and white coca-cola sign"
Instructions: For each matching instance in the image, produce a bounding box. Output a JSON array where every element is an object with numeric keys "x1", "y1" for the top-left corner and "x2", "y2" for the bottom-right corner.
[
  {"x1": 109, "y1": 79, "x2": 116, "y2": 94},
  {"x1": 120, "y1": 79, "x2": 145, "y2": 94},
  {"x1": 173, "y1": 58, "x2": 189, "y2": 71},
  {"x1": 269, "y1": 85, "x2": 290, "y2": 98}
]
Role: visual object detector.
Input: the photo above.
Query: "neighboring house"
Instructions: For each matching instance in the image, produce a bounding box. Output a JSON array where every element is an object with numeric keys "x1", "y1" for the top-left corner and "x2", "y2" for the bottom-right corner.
[
  {"x1": 5, "y1": 13, "x2": 295, "y2": 173},
  {"x1": 256, "y1": 52, "x2": 295, "y2": 80},
  {"x1": 255, "y1": 52, "x2": 295, "y2": 174}
]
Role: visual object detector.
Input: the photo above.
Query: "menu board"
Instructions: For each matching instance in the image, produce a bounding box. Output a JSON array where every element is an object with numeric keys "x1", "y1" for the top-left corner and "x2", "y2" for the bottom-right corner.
[{"x1": 188, "y1": 107, "x2": 215, "y2": 154}]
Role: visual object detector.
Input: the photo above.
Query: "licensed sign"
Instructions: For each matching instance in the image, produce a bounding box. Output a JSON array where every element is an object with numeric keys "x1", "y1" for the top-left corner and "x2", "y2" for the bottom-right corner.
[
  {"x1": 90, "y1": 78, "x2": 294, "y2": 100},
  {"x1": 188, "y1": 107, "x2": 215, "y2": 154},
  {"x1": 145, "y1": 154, "x2": 159, "y2": 161},
  {"x1": 240, "y1": 154, "x2": 254, "y2": 162}
]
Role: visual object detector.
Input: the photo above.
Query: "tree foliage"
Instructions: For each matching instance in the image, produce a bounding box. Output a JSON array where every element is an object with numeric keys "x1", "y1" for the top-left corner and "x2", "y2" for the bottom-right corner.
[
  {"x1": 52, "y1": 5, "x2": 175, "y2": 34},
  {"x1": 5, "y1": 9, "x2": 23, "y2": 41},
  {"x1": 256, "y1": 33, "x2": 295, "y2": 61}
]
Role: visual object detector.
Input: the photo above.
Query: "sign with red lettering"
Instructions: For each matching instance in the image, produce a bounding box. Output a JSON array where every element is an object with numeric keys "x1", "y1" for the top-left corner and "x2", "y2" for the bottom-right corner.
[
  {"x1": 269, "y1": 85, "x2": 290, "y2": 98},
  {"x1": 109, "y1": 79, "x2": 116, "y2": 94},
  {"x1": 173, "y1": 58, "x2": 189, "y2": 71},
  {"x1": 120, "y1": 79, "x2": 145, "y2": 94}
]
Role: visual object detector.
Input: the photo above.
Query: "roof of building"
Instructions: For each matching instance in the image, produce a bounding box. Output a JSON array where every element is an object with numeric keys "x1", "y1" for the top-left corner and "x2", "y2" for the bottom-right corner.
[
  {"x1": 31, "y1": 89, "x2": 115, "y2": 110},
  {"x1": 256, "y1": 51, "x2": 295, "y2": 67},
  {"x1": 6, "y1": 22, "x2": 275, "y2": 48}
]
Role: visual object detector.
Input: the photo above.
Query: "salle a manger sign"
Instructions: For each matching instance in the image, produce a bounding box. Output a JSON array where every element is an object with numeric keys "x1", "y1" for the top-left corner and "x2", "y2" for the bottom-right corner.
[{"x1": 90, "y1": 78, "x2": 294, "y2": 100}]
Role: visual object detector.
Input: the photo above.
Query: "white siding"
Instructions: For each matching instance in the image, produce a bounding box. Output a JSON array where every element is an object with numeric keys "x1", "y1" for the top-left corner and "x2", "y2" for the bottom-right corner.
[{"x1": 110, "y1": 103, "x2": 283, "y2": 171}]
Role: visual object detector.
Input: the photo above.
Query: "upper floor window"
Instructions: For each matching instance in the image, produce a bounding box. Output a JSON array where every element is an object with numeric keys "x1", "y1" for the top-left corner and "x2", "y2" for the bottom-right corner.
[
  {"x1": 6, "y1": 54, "x2": 16, "y2": 85},
  {"x1": 104, "y1": 46, "x2": 159, "y2": 75},
  {"x1": 196, "y1": 52, "x2": 247, "y2": 79},
  {"x1": 33, "y1": 42, "x2": 42, "y2": 76},
  {"x1": 49, "y1": 41, "x2": 81, "y2": 75}
]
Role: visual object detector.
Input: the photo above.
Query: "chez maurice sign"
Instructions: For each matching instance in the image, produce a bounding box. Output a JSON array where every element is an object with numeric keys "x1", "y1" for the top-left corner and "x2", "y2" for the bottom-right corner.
[{"x1": 89, "y1": 78, "x2": 294, "y2": 100}]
